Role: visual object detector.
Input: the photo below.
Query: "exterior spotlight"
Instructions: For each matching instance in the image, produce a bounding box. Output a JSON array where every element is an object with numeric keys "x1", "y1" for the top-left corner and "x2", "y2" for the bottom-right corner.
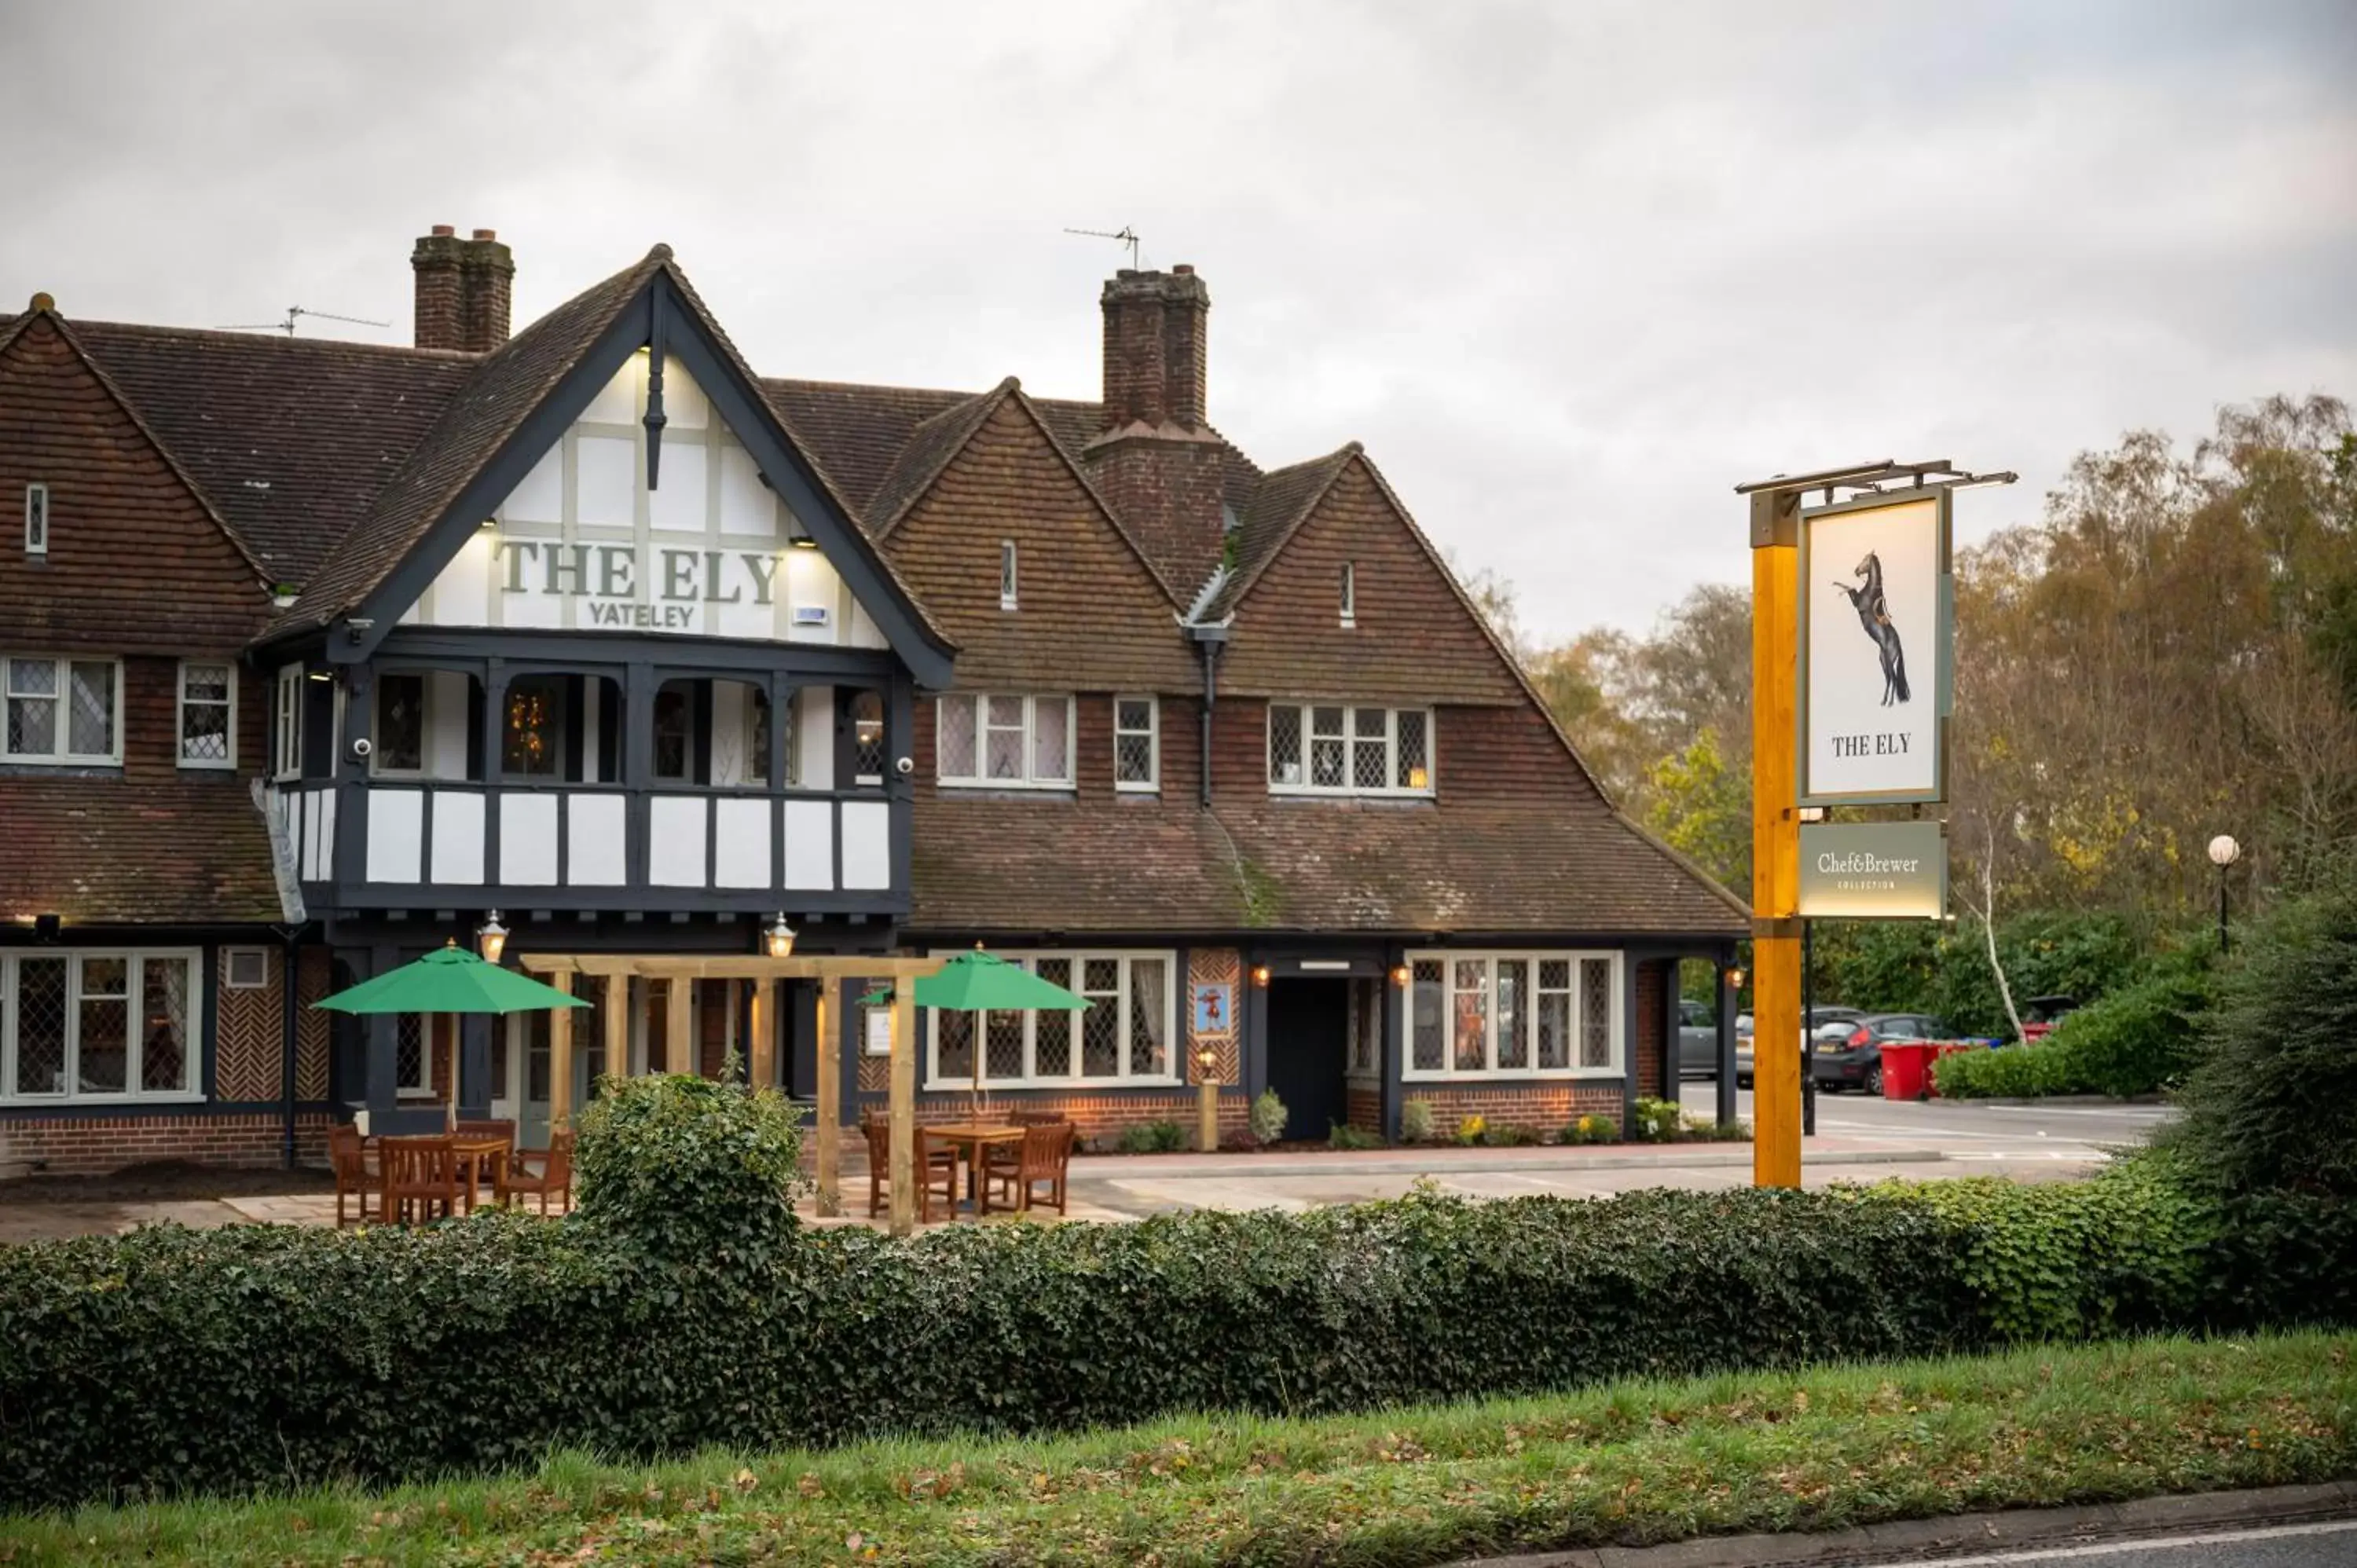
[
  {"x1": 477, "y1": 910, "x2": 508, "y2": 965},
  {"x1": 1391, "y1": 963, "x2": 1412, "y2": 987},
  {"x1": 765, "y1": 914, "x2": 797, "y2": 959},
  {"x1": 1725, "y1": 966, "x2": 1746, "y2": 991},
  {"x1": 1251, "y1": 965, "x2": 1271, "y2": 987}
]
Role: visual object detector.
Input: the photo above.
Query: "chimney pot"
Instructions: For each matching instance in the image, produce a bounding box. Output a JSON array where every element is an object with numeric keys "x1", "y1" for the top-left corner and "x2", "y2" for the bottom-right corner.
[
  {"x1": 472, "y1": 229, "x2": 497, "y2": 241},
  {"x1": 1173, "y1": 264, "x2": 1194, "y2": 276},
  {"x1": 431, "y1": 224, "x2": 455, "y2": 237}
]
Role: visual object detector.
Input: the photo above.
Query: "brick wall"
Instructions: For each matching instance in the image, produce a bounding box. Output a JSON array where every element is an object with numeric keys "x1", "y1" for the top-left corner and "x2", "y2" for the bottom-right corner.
[
  {"x1": 1344, "y1": 1084, "x2": 1383, "y2": 1134},
  {"x1": 1404, "y1": 1083, "x2": 1624, "y2": 1140},
  {"x1": 1636, "y1": 958, "x2": 1666, "y2": 1100},
  {"x1": 848, "y1": 1090, "x2": 1250, "y2": 1153},
  {"x1": 0, "y1": 1110, "x2": 331, "y2": 1177}
]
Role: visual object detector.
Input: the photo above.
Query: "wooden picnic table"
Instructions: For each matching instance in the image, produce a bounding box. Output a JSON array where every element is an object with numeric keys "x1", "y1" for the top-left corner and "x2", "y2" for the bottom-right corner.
[{"x1": 926, "y1": 1121, "x2": 1024, "y2": 1213}]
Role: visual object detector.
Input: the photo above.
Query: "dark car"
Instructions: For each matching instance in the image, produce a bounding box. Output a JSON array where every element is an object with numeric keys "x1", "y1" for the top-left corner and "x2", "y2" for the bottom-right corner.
[
  {"x1": 1677, "y1": 998, "x2": 1722, "y2": 1079},
  {"x1": 1734, "y1": 1006, "x2": 1868, "y2": 1088},
  {"x1": 1813, "y1": 1013, "x2": 1946, "y2": 1095}
]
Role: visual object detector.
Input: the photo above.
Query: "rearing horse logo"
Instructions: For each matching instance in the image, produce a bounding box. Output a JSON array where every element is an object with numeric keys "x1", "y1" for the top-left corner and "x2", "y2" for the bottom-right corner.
[{"x1": 1833, "y1": 551, "x2": 1910, "y2": 706}]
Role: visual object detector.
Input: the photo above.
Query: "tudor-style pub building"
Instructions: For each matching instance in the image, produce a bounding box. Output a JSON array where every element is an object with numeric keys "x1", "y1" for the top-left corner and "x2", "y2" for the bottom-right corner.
[{"x1": 0, "y1": 227, "x2": 1745, "y2": 1175}]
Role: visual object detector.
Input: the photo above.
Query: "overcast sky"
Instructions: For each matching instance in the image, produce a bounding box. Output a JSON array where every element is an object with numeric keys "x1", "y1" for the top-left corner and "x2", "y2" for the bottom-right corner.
[{"x1": 8, "y1": 2, "x2": 2352, "y2": 643}]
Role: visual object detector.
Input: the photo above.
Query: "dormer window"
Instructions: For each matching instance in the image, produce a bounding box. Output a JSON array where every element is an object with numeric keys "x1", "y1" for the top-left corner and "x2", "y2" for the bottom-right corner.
[
  {"x1": 1340, "y1": 562, "x2": 1355, "y2": 628},
  {"x1": 24, "y1": 484, "x2": 48, "y2": 556},
  {"x1": 999, "y1": 540, "x2": 1018, "y2": 611}
]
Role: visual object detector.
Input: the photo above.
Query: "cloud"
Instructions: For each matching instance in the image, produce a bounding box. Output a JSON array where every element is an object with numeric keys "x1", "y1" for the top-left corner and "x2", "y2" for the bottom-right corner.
[{"x1": 6, "y1": 0, "x2": 2351, "y2": 639}]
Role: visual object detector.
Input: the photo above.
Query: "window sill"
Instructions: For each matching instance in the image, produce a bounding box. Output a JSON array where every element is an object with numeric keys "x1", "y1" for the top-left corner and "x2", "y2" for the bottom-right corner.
[
  {"x1": 1401, "y1": 1068, "x2": 1622, "y2": 1084},
  {"x1": 1266, "y1": 789, "x2": 1436, "y2": 804},
  {"x1": 935, "y1": 784, "x2": 1079, "y2": 800},
  {"x1": 921, "y1": 1075, "x2": 1183, "y2": 1094},
  {"x1": 175, "y1": 760, "x2": 239, "y2": 773},
  {"x1": 1114, "y1": 783, "x2": 1160, "y2": 796},
  {"x1": 0, "y1": 1091, "x2": 206, "y2": 1109}
]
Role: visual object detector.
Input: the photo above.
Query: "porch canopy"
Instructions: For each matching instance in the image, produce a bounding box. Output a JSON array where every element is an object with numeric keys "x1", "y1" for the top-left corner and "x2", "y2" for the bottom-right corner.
[{"x1": 518, "y1": 951, "x2": 943, "y2": 1236}]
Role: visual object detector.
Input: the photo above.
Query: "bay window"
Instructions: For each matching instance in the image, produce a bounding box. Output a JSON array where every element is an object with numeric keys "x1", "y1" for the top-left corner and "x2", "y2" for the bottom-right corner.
[
  {"x1": 1267, "y1": 703, "x2": 1432, "y2": 797},
  {"x1": 1405, "y1": 950, "x2": 1618, "y2": 1079},
  {"x1": 936, "y1": 693, "x2": 1075, "y2": 789},
  {"x1": 927, "y1": 951, "x2": 1174, "y2": 1086},
  {"x1": 4, "y1": 655, "x2": 121, "y2": 764},
  {"x1": 177, "y1": 660, "x2": 236, "y2": 768},
  {"x1": 1, "y1": 950, "x2": 200, "y2": 1103}
]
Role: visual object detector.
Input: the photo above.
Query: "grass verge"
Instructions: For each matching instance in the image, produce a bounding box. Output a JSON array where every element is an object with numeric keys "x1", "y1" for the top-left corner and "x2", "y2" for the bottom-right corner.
[{"x1": 2, "y1": 1332, "x2": 2349, "y2": 1566}]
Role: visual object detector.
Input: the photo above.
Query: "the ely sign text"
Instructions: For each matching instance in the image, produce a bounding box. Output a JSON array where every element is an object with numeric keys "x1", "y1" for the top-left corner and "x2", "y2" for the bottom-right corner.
[{"x1": 499, "y1": 540, "x2": 783, "y2": 631}]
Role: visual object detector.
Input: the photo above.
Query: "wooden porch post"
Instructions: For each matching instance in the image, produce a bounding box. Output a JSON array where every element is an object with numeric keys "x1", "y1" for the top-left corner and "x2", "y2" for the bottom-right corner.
[
  {"x1": 748, "y1": 978, "x2": 775, "y2": 1092},
  {"x1": 668, "y1": 977, "x2": 695, "y2": 1076},
  {"x1": 814, "y1": 979, "x2": 841, "y2": 1217},
  {"x1": 604, "y1": 971, "x2": 630, "y2": 1086},
  {"x1": 888, "y1": 983, "x2": 916, "y2": 1236},
  {"x1": 549, "y1": 970, "x2": 574, "y2": 1130}
]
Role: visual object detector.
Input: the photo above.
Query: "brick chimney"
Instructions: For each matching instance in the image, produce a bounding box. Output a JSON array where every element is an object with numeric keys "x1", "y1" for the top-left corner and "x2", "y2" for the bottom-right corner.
[
  {"x1": 1087, "y1": 265, "x2": 1227, "y2": 588},
  {"x1": 412, "y1": 225, "x2": 515, "y2": 352}
]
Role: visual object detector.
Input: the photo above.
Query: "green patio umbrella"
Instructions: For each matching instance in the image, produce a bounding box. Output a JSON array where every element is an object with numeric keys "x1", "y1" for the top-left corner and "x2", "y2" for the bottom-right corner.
[
  {"x1": 912, "y1": 948, "x2": 1087, "y2": 1117},
  {"x1": 315, "y1": 942, "x2": 587, "y2": 1130}
]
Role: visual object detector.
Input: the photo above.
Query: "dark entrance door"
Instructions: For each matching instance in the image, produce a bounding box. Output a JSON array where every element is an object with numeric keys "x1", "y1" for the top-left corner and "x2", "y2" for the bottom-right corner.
[{"x1": 1265, "y1": 977, "x2": 1350, "y2": 1141}]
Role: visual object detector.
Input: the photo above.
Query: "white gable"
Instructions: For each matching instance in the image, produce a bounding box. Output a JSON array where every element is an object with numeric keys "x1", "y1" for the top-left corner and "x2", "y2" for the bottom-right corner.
[{"x1": 398, "y1": 353, "x2": 892, "y2": 647}]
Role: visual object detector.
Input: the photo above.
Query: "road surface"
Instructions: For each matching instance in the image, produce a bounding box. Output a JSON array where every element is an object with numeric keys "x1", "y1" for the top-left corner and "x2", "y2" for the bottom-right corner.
[{"x1": 1853, "y1": 1517, "x2": 2357, "y2": 1566}]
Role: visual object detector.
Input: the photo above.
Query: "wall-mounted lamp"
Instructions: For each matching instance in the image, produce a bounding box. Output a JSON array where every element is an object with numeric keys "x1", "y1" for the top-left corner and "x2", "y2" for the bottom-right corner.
[
  {"x1": 790, "y1": 536, "x2": 820, "y2": 551},
  {"x1": 476, "y1": 910, "x2": 508, "y2": 965},
  {"x1": 766, "y1": 914, "x2": 797, "y2": 959},
  {"x1": 1390, "y1": 963, "x2": 1412, "y2": 987},
  {"x1": 1250, "y1": 965, "x2": 1271, "y2": 988},
  {"x1": 1195, "y1": 1044, "x2": 1219, "y2": 1073},
  {"x1": 1725, "y1": 965, "x2": 1747, "y2": 991}
]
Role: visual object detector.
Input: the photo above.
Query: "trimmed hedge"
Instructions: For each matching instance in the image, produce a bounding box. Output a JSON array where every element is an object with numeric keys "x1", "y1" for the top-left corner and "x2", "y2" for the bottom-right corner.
[
  {"x1": 1, "y1": 1082, "x2": 2349, "y2": 1513},
  {"x1": 1936, "y1": 961, "x2": 2213, "y2": 1099}
]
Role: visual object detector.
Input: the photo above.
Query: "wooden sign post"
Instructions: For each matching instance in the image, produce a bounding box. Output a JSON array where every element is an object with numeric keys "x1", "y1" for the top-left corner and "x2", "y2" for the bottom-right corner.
[{"x1": 1750, "y1": 487, "x2": 1805, "y2": 1189}]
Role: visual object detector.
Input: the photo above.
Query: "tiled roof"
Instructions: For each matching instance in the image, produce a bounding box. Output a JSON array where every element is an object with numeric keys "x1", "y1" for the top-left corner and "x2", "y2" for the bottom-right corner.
[
  {"x1": 907, "y1": 794, "x2": 1746, "y2": 938},
  {"x1": 0, "y1": 776, "x2": 285, "y2": 925},
  {"x1": 863, "y1": 383, "x2": 1009, "y2": 537},
  {"x1": 1204, "y1": 445, "x2": 1357, "y2": 621},
  {"x1": 269, "y1": 249, "x2": 666, "y2": 632}
]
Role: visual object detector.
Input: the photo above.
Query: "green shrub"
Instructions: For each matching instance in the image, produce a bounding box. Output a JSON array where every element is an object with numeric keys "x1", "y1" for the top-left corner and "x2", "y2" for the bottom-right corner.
[
  {"x1": 1453, "y1": 1112, "x2": 1489, "y2": 1146},
  {"x1": 1681, "y1": 1112, "x2": 1751, "y2": 1142},
  {"x1": 1867, "y1": 1165, "x2": 2209, "y2": 1341},
  {"x1": 574, "y1": 1071, "x2": 804, "y2": 1281},
  {"x1": 1248, "y1": 1088, "x2": 1288, "y2": 1145},
  {"x1": 1116, "y1": 1120, "x2": 1188, "y2": 1154},
  {"x1": 1936, "y1": 1041, "x2": 2076, "y2": 1098},
  {"x1": 1398, "y1": 1098, "x2": 1436, "y2": 1143},
  {"x1": 1481, "y1": 1123, "x2": 1540, "y2": 1147},
  {"x1": 2159, "y1": 868, "x2": 2357, "y2": 1197},
  {"x1": 1630, "y1": 1097, "x2": 1682, "y2": 1142},
  {"x1": 1936, "y1": 954, "x2": 2215, "y2": 1101},
  {"x1": 1327, "y1": 1122, "x2": 1382, "y2": 1150},
  {"x1": 1558, "y1": 1113, "x2": 1617, "y2": 1145}
]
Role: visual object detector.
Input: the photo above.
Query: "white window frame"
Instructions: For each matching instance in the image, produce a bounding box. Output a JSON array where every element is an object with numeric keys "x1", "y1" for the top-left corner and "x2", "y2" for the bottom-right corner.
[
  {"x1": 175, "y1": 658, "x2": 238, "y2": 771},
  {"x1": 935, "y1": 692, "x2": 1076, "y2": 789},
  {"x1": 1340, "y1": 561, "x2": 1356, "y2": 629},
  {"x1": 0, "y1": 949, "x2": 205, "y2": 1105},
  {"x1": 1401, "y1": 949, "x2": 1622, "y2": 1081},
  {"x1": 922, "y1": 949, "x2": 1178, "y2": 1088},
  {"x1": 24, "y1": 482, "x2": 49, "y2": 556},
  {"x1": 999, "y1": 540, "x2": 1018, "y2": 611},
  {"x1": 1113, "y1": 694, "x2": 1159, "y2": 793},
  {"x1": 3, "y1": 654, "x2": 123, "y2": 765},
  {"x1": 223, "y1": 947, "x2": 270, "y2": 990},
  {"x1": 1266, "y1": 702, "x2": 1435, "y2": 798},
  {"x1": 272, "y1": 665, "x2": 303, "y2": 782}
]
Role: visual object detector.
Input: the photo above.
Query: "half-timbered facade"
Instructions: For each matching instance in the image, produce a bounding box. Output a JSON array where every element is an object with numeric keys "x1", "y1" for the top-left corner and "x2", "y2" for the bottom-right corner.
[{"x1": 0, "y1": 229, "x2": 1744, "y2": 1174}]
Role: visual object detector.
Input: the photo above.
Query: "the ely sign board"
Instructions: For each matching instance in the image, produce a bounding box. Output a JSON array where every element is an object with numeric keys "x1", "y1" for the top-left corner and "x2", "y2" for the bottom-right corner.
[
  {"x1": 1798, "y1": 821, "x2": 1947, "y2": 919},
  {"x1": 1797, "y1": 491, "x2": 1952, "y2": 805}
]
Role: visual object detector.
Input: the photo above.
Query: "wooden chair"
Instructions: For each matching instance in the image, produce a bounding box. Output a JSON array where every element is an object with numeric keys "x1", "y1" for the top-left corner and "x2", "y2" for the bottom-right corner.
[
  {"x1": 328, "y1": 1124, "x2": 379, "y2": 1226},
  {"x1": 381, "y1": 1135, "x2": 460, "y2": 1225},
  {"x1": 918, "y1": 1128, "x2": 963, "y2": 1224},
  {"x1": 861, "y1": 1112, "x2": 956, "y2": 1218},
  {"x1": 984, "y1": 1121, "x2": 1075, "y2": 1216},
  {"x1": 497, "y1": 1128, "x2": 575, "y2": 1215}
]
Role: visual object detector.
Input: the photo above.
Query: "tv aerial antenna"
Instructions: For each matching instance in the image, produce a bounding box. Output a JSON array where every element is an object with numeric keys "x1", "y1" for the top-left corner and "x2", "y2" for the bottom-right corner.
[
  {"x1": 214, "y1": 306, "x2": 392, "y2": 337},
  {"x1": 1064, "y1": 225, "x2": 1142, "y2": 269}
]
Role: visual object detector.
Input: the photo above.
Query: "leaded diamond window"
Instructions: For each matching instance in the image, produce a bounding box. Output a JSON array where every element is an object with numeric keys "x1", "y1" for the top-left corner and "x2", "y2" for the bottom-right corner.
[
  {"x1": 1, "y1": 951, "x2": 203, "y2": 1105},
  {"x1": 178, "y1": 661, "x2": 234, "y2": 768},
  {"x1": 923, "y1": 951, "x2": 1174, "y2": 1086},
  {"x1": 935, "y1": 694, "x2": 1074, "y2": 789},
  {"x1": 851, "y1": 690, "x2": 888, "y2": 782},
  {"x1": 1266, "y1": 703, "x2": 1435, "y2": 797},
  {"x1": 1115, "y1": 698, "x2": 1157, "y2": 790},
  {"x1": 375, "y1": 672, "x2": 425, "y2": 773},
  {"x1": 1399, "y1": 951, "x2": 1618, "y2": 1079},
  {"x1": 395, "y1": 1014, "x2": 428, "y2": 1095},
  {"x1": 5, "y1": 656, "x2": 119, "y2": 763}
]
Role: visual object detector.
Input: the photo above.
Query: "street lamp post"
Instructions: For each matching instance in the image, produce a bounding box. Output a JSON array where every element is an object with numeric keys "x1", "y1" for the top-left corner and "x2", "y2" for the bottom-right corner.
[{"x1": 2207, "y1": 835, "x2": 2241, "y2": 954}]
